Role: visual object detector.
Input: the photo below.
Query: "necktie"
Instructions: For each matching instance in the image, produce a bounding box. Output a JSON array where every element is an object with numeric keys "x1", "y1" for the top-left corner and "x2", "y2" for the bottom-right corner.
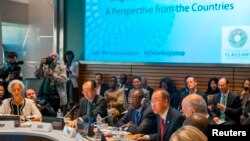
[
  {"x1": 87, "y1": 101, "x2": 92, "y2": 114},
  {"x1": 134, "y1": 111, "x2": 140, "y2": 125},
  {"x1": 220, "y1": 95, "x2": 226, "y2": 120},
  {"x1": 222, "y1": 94, "x2": 226, "y2": 105},
  {"x1": 160, "y1": 118, "x2": 165, "y2": 141}
]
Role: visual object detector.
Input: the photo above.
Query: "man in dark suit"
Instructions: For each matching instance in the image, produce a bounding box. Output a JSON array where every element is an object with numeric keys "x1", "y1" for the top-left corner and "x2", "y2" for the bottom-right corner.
[
  {"x1": 68, "y1": 80, "x2": 108, "y2": 127},
  {"x1": 95, "y1": 73, "x2": 109, "y2": 96},
  {"x1": 137, "y1": 89, "x2": 184, "y2": 141},
  {"x1": 117, "y1": 89, "x2": 157, "y2": 134},
  {"x1": 118, "y1": 73, "x2": 132, "y2": 101},
  {"x1": 141, "y1": 76, "x2": 154, "y2": 99},
  {"x1": 211, "y1": 77, "x2": 242, "y2": 125},
  {"x1": 179, "y1": 76, "x2": 207, "y2": 110}
]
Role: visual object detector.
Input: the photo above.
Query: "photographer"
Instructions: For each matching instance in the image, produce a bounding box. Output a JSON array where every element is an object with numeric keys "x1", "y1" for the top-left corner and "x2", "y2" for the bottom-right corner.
[
  {"x1": 25, "y1": 89, "x2": 56, "y2": 116},
  {"x1": 0, "y1": 51, "x2": 23, "y2": 99},
  {"x1": 63, "y1": 50, "x2": 79, "y2": 107},
  {"x1": 34, "y1": 51, "x2": 67, "y2": 116}
]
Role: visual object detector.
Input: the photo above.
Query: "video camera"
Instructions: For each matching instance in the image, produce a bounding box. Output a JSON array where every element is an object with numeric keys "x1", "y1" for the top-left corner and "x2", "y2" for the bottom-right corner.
[{"x1": 5, "y1": 60, "x2": 23, "y2": 75}]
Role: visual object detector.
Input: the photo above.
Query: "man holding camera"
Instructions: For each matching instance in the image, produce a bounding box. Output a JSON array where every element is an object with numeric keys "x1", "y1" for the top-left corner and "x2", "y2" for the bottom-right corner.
[
  {"x1": 0, "y1": 51, "x2": 23, "y2": 99},
  {"x1": 35, "y1": 51, "x2": 67, "y2": 116}
]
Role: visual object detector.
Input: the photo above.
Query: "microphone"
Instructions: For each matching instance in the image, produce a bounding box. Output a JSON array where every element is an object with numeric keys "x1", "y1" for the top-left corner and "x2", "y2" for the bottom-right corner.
[
  {"x1": 141, "y1": 98, "x2": 146, "y2": 105},
  {"x1": 91, "y1": 110, "x2": 128, "y2": 126},
  {"x1": 121, "y1": 110, "x2": 128, "y2": 115},
  {"x1": 64, "y1": 104, "x2": 79, "y2": 118}
]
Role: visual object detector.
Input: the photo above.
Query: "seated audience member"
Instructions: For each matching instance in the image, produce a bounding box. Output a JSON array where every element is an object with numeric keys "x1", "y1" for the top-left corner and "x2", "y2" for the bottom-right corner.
[
  {"x1": 118, "y1": 73, "x2": 132, "y2": 101},
  {"x1": 128, "y1": 76, "x2": 150, "y2": 102},
  {"x1": 170, "y1": 125, "x2": 208, "y2": 141},
  {"x1": 104, "y1": 76, "x2": 126, "y2": 117},
  {"x1": 159, "y1": 77, "x2": 180, "y2": 109},
  {"x1": 238, "y1": 79, "x2": 250, "y2": 123},
  {"x1": 183, "y1": 113, "x2": 209, "y2": 136},
  {"x1": 205, "y1": 77, "x2": 220, "y2": 111},
  {"x1": 0, "y1": 80, "x2": 41, "y2": 121},
  {"x1": 67, "y1": 80, "x2": 108, "y2": 127},
  {"x1": 25, "y1": 88, "x2": 56, "y2": 116},
  {"x1": 140, "y1": 76, "x2": 154, "y2": 99},
  {"x1": 179, "y1": 76, "x2": 207, "y2": 110},
  {"x1": 0, "y1": 83, "x2": 5, "y2": 106},
  {"x1": 178, "y1": 75, "x2": 190, "y2": 94},
  {"x1": 117, "y1": 89, "x2": 157, "y2": 134},
  {"x1": 95, "y1": 73, "x2": 109, "y2": 96},
  {"x1": 211, "y1": 77, "x2": 242, "y2": 125},
  {"x1": 137, "y1": 89, "x2": 184, "y2": 141}
]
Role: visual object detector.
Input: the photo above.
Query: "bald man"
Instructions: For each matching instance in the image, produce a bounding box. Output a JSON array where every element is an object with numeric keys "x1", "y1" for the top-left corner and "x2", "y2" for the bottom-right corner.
[
  {"x1": 183, "y1": 113, "x2": 209, "y2": 136},
  {"x1": 211, "y1": 77, "x2": 242, "y2": 125},
  {"x1": 35, "y1": 51, "x2": 67, "y2": 115},
  {"x1": 117, "y1": 89, "x2": 157, "y2": 134},
  {"x1": 181, "y1": 94, "x2": 208, "y2": 118}
]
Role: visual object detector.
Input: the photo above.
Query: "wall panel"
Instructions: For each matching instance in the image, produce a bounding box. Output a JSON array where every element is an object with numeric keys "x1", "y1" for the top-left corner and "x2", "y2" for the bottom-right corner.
[{"x1": 78, "y1": 64, "x2": 250, "y2": 95}]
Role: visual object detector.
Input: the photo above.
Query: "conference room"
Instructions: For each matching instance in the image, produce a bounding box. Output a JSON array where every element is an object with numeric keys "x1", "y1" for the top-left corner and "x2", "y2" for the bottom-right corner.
[{"x1": 0, "y1": 0, "x2": 250, "y2": 141}]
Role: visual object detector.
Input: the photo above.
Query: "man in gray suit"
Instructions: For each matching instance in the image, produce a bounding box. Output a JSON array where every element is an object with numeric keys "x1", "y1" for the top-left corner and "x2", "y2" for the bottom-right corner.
[{"x1": 68, "y1": 80, "x2": 108, "y2": 127}]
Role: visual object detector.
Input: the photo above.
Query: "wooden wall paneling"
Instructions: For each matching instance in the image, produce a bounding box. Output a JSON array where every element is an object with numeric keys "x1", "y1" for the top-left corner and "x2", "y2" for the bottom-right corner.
[{"x1": 78, "y1": 64, "x2": 249, "y2": 95}]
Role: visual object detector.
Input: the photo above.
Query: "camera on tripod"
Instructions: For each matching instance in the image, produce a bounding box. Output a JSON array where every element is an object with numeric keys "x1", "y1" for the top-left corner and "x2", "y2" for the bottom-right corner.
[{"x1": 5, "y1": 61, "x2": 24, "y2": 75}]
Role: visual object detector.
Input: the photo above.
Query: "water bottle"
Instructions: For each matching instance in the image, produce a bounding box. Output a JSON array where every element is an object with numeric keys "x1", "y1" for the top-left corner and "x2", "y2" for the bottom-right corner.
[
  {"x1": 96, "y1": 114, "x2": 102, "y2": 127},
  {"x1": 95, "y1": 127, "x2": 102, "y2": 140},
  {"x1": 57, "y1": 108, "x2": 63, "y2": 118}
]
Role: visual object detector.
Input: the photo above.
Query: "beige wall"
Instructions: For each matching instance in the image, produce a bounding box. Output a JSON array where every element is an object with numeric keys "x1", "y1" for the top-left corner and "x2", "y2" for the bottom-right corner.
[
  {"x1": 0, "y1": 0, "x2": 28, "y2": 24},
  {"x1": 0, "y1": 0, "x2": 54, "y2": 79}
]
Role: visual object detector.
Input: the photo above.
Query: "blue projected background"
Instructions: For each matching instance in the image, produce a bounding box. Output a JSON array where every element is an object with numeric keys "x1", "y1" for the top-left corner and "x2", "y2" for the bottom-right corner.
[{"x1": 84, "y1": 0, "x2": 250, "y2": 64}]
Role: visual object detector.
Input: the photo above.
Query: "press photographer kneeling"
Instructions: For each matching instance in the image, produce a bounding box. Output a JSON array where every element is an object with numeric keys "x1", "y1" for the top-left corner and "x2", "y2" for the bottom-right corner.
[{"x1": 34, "y1": 51, "x2": 67, "y2": 117}]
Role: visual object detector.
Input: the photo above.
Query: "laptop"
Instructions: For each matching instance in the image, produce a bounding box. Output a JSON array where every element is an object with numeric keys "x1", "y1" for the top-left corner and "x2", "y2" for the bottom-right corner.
[{"x1": 0, "y1": 115, "x2": 20, "y2": 127}]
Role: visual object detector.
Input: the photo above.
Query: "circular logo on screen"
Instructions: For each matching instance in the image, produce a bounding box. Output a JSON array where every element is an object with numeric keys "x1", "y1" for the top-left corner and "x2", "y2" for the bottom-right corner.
[{"x1": 228, "y1": 28, "x2": 247, "y2": 48}]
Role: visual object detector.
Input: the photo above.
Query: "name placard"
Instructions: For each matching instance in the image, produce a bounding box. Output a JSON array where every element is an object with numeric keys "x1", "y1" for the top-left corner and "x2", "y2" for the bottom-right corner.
[
  {"x1": 30, "y1": 122, "x2": 53, "y2": 132},
  {"x1": 63, "y1": 125, "x2": 76, "y2": 138},
  {"x1": 0, "y1": 121, "x2": 15, "y2": 130}
]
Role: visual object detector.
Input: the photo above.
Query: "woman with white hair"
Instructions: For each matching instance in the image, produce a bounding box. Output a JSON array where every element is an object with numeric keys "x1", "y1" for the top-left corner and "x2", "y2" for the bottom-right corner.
[{"x1": 0, "y1": 80, "x2": 41, "y2": 121}]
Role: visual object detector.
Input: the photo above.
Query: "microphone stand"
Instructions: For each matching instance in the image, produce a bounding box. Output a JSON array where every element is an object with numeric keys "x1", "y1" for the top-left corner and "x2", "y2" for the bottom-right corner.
[
  {"x1": 64, "y1": 104, "x2": 79, "y2": 118},
  {"x1": 91, "y1": 110, "x2": 128, "y2": 126}
]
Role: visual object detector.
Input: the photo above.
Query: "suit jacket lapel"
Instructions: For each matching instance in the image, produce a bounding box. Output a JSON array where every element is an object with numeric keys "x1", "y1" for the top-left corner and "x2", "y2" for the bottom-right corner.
[
  {"x1": 138, "y1": 104, "x2": 146, "y2": 123},
  {"x1": 163, "y1": 108, "x2": 171, "y2": 137}
]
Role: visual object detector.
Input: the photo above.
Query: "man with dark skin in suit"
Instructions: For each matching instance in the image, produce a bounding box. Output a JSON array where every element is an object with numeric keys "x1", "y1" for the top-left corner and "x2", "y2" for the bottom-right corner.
[{"x1": 117, "y1": 89, "x2": 157, "y2": 134}]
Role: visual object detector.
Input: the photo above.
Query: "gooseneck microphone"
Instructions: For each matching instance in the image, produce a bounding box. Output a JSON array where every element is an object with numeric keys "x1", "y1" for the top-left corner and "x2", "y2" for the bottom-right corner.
[
  {"x1": 63, "y1": 104, "x2": 79, "y2": 118},
  {"x1": 90, "y1": 110, "x2": 128, "y2": 126}
]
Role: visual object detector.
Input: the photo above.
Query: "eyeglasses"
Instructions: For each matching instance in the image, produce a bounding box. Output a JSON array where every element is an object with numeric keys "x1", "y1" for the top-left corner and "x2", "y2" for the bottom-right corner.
[{"x1": 150, "y1": 99, "x2": 165, "y2": 104}]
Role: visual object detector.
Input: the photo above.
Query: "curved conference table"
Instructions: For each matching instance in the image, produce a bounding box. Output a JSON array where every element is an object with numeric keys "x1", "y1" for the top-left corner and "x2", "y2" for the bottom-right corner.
[{"x1": 0, "y1": 127, "x2": 76, "y2": 141}]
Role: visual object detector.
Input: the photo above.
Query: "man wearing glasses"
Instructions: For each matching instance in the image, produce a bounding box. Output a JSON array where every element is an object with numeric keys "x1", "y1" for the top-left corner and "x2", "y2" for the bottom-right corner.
[
  {"x1": 68, "y1": 80, "x2": 108, "y2": 127},
  {"x1": 137, "y1": 89, "x2": 184, "y2": 141}
]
